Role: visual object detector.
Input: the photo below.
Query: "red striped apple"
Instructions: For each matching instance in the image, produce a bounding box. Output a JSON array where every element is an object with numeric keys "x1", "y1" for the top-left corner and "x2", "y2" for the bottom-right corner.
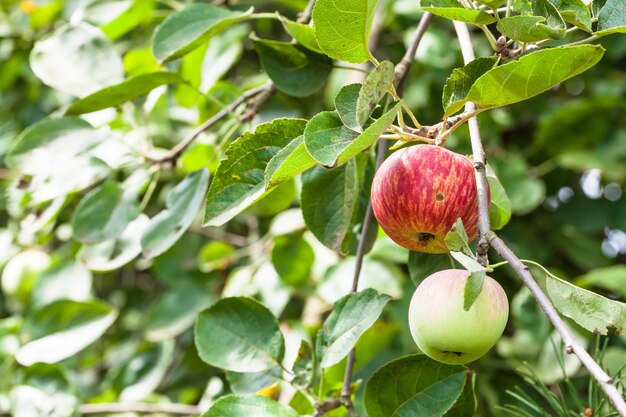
[
  {"x1": 371, "y1": 144, "x2": 481, "y2": 253},
  {"x1": 409, "y1": 269, "x2": 509, "y2": 365}
]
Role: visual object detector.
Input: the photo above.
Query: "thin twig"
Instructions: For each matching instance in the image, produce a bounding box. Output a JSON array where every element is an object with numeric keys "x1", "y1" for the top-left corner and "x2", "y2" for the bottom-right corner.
[
  {"x1": 453, "y1": 22, "x2": 491, "y2": 265},
  {"x1": 489, "y1": 235, "x2": 626, "y2": 417},
  {"x1": 452, "y1": 21, "x2": 626, "y2": 417},
  {"x1": 395, "y1": 12, "x2": 433, "y2": 96},
  {"x1": 78, "y1": 403, "x2": 200, "y2": 415}
]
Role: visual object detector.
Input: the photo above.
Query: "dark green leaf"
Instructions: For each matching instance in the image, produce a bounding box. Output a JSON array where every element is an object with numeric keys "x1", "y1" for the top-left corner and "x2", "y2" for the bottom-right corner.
[
  {"x1": 312, "y1": 0, "x2": 378, "y2": 63},
  {"x1": 152, "y1": 4, "x2": 253, "y2": 63},
  {"x1": 335, "y1": 83, "x2": 362, "y2": 131},
  {"x1": 443, "y1": 56, "x2": 499, "y2": 117},
  {"x1": 264, "y1": 135, "x2": 317, "y2": 188},
  {"x1": 204, "y1": 119, "x2": 307, "y2": 226},
  {"x1": 292, "y1": 340, "x2": 315, "y2": 389},
  {"x1": 141, "y1": 169, "x2": 209, "y2": 259},
  {"x1": 66, "y1": 72, "x2": 183, "y2": 115},
  {"x1": 251, "y1": 37, "x2": 332, "y2": 97},
  {"x1": 356, "y1": 61, "x2": 395, "y2": 127},
  {"x1": 546, "y1": 275, "x2": 626, "y2": 335},
  {"x1": 17, "y1": 300, "x2": 117, "y2": 366},
  {"x1": 364, "y1": 354, "x2": 468, "y2": 417},
  {"x1": 316, "y1": 288, "x2": 391, "y2": 368},
  {"x1": 195, "y1": 297, "x2": 284, "y2": 372},
  {"x1": 300, "y1": 161, "x2": 358, "y2": 253},
  {"x1": 448, "y1": 251, "x2": 488, "y2": 310},
  {"x1": 486, "y1": 166, "x2": 511, "y2": 230},
  {"x1": 408, "y1": 252, "x2": 455, "y2": 285},
  {"x1": 597, "y1": 0, "x2": 626, "y2": 35},
  {"x1": 421, "y1": 0, "x2": 497, "y2": 25},
  {"x1": 203, "y1": 395, "x2": 299, "y2": 417},
  {"x1": 466, "y1": 45, "x2": 604, "y2": 109}
]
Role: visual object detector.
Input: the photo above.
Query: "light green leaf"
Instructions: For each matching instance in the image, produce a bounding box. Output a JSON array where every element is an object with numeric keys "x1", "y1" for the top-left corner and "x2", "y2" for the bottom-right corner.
[
  {"x1": 444, "y1": 218, "x2": 471, "y2": 255},
  {"x1": 251, "y1": 37, "x2": 332, "y2": 97},
  {"x1": 477, "y1": 0, "x2": 506, "y2": 7},
  {"x1": 356, "y1": 61, "x2": 395, "y2": 128},
  {"x1": 305, "y1": 104, "x2": 399, "y2": 168},
  {"x1": 496, "y1": 16, "x2": 561, "y2": 42},
  {"x1": 30, "y1": 23, "x2": 124, "y2": 97},
  {"x1": 312, "y1": 0, "x2": 378, "y2": 63},
  {"x1": 421, "y1": 0, "x2": 497, "y2": 25},
  {"x1": 278, "y1": 15, "x2": 323, "y2": 53},
  {"x1": 300, "y1": 161, "x2": 358, "y2": 252},
  {"x1": 443, "y1": 56, "x2": 499, "y2": 116},
  {"x1": 71, "y1": 180, "x2": 140, "y2": 243},
  {"x1": 547, "y1": 275, "x2": 626, "y2": 335},
  {"x1": 198, "y1": 241, "x2": 235, "y2": 272},
  {"x1": 364, "y1": 354, "x2": 468, "y2": 417},
  {"x1": 316, "y1": 289, "x2": 391, "y2": 368},
  {"x1": 264, "y1": 135, "x2": 317, "y2": 188},
  {"x1": 78, "y1": 214, "x2": 150, "y2": 272},
  {"x1": 31, "y1": 262, "x2": 92, "y2": 309},
  {"x1": 448, "y1": 252, "x2": 488, "y2": 311},
  {"x1": 335, "y1": 83, "x2": 363, "y2": 131},
  {"x1": 597, "y1": 0, "x2": 626, "y2": 35},
  {"x1": 101, "y1": 0, "x2": 155, "y2": 40},
  {"x1": 118, "y1": 341, "x2": 175, "y2": 401},
  {"x1": 226, "y1": 369, "x2": 281, "y2": 395},
  {"x1": 204, "y1": 119, "x2": 307, "y2": 226},
  {"x1": 195, "y1": 297, "x2": 284, "y2": 372},
  {"x1": 203, "y1": 395, "x2": 299, "y2": 417},
  {"x1": 66, "y1": 71, "x2": 183, "y2": 115},
  {"x1": 17, "y1": 300, "x2": 117, "y2": 366},
  {"x1": 141, "y1": 169, "x2": 209, "y2": 259},
  {"x1": 486, "y1": 166, "x2": 511, "y2": 230},
  {"x1": 466, "y1": 45, "x2": 604, "y2": 109},
  {"x1": 152, "y1": 4, "x2": 253, "y2": 63},
  {"x1": 575, "y1": 265, "x2": 626, "y2": 297},
  {"x1": 553, "y1": 0, "x2": 592, "y2": 32},
  {"x1": 292, "y1": 340, "x2": 314, "y2": 389}
]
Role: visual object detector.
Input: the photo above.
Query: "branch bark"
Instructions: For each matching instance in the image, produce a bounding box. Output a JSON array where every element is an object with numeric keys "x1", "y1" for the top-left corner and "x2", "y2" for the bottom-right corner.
[
  {"x1": 79, "y1": 403, "x2": 200, "y2": 415},
  {"x1": 395, "y1": 12, "x2": 433, "y2": 96},
  {"x1": 453, "y1": 21, "x2": 626, "y2": 416}
]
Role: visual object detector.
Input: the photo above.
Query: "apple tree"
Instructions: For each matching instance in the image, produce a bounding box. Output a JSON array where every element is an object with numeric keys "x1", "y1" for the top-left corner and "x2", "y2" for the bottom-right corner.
[{"x1": 0, "y1": 0, "x2": 625, "y2": 416}]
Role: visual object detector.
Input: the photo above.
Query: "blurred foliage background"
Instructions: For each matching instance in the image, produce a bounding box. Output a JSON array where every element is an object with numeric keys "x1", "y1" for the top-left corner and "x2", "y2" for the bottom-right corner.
[{"x1": 0, "y1": 0, "x2": 625, "y2": 415}]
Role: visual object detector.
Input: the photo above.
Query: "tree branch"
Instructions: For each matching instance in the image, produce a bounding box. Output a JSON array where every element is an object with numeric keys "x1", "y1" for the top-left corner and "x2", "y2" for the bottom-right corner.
[
  {"x1": 453, "y1": 21, "x2": 626, "y2": 416},
  {"x1": 79, "y1": 403, "x2": 200, "y2": 415},
  {"x1": 395, "y1": 12, "x2": 433, "y2": 96}
]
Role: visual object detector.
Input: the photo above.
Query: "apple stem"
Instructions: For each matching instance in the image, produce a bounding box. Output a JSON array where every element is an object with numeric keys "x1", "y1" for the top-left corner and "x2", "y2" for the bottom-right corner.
[{"x1": 453, "y1": 21, "x2": 626, "y2": 417}]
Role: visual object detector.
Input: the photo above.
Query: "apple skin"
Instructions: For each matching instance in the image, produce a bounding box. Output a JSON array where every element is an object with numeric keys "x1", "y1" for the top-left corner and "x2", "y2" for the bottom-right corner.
[
  {"x1": 408, "y1": 269, "x2": 509, "y2": 365},
  {"x1": 371, "y1": 144, "x2": 480, "y2": 253}
]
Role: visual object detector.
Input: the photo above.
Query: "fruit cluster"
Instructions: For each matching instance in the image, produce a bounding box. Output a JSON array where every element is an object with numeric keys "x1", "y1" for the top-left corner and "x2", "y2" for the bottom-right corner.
[{"x1": 371, "y1": 145, "x2": 508, "y2": 364}]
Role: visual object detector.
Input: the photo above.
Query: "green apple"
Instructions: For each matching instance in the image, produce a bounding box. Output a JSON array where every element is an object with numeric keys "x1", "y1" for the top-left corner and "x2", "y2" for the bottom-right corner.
[{"x1": 408, "y1": 269, "x2": 508, "y2": 365}]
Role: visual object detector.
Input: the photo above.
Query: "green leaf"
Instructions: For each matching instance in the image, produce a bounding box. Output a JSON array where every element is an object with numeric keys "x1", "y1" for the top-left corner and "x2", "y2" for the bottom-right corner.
[
  {"x1": 145, "y1": 284, "x2": 214, "y2": 342},
  {"x1": 356, "y1": 61, "x2": 395, "y2": 128},
  {"x1": 78, "y1": 214, "x2": 150, "y2": 272},
  {"x1": 195, "y1": 297, "x2": 284, "y2": 372},
  {"x1": 152, "y1": 4, "x2": 253, "y2": 63},
  {"x1": 448, "y1": 252, "x2": 487, "y2": 311},
  {"x1": 300, "y1": 162, "x2": 358, "y2": 253},
  {"x1": 312, "y1": 0, "x2": 378, "y2": 63},
  {"x1": 305, "y1": 104, "x2": 399, "y2": 168},
  {"x1": 271, "y1": 233, "x2": 314, "y2": 286},
  {"x1": 575, "y1": 265, "x2": 626, "y2": 297},
  {"x1": 597, "y1": 0, "x2": 626, "y2": 35},
  {"x1": 117, "y1": 341, "x2": 175, "y2": 401},
  {"x1": 546, "y1": 275, "x2": 626, "y2": 335},
  {"x1": 421, "y1": 0, "x2": 497, "y2": 25},
  {"x1": 32, "y1": 262, "x2": 92, "y2": 309},
  {"x1": 553, "y1": 0, "x2": 592, "y2": 32},
  {"x1": 533, "y1": 0, "x2": 567, "y2": 37},
  {"x1": 204, "y1": 119, "x2": 307, "y2": 226},
  {"x1": 496, "y1": 16, "x2": 562, "y2": 42},
  {"x1": 16, "y1": 300, "x2": 117, "y2": 366},
  {"x1": 444, "y1": 218, "x2": 471, "y2": 255},
  {"x1": 465, "y1": 45, "x2": 604, "y2": 109},
  {"x1": 443, "y1": 56, "x2": 499, "y2": 117},
  {"x1": 486, "y1": 166, "x2": 511, "y2": 230},
  {"x1": 251, "y1": 37, "x2": 331, "y2": 98},
  {"x1": 141, "y1": 169, "x2": 209, "y2": 259},
  {"x1": 316, "y1": 288, "x2": 391, "y2": 368},
  {"x1": 477, "y1": 0, "x2": 506, "y2": 7},
  {"x1": 335, "y1": 83, "x2": 363, "y2": 131},
  {"x1": 30, "y1": 23, "x2": 124, "y2": 97},
  {"x1": 364, "y1": 354, "x2": 468, "y2": 417},
  {"x1": 101, "y1": 0, "x2": 155, "y2": 40},
  {"x1": 65, "y1": 71, "x2": 183, "y2": 115},
  {"x1": 408, "y1": 252, "x2": 455, "y2": 285},
  {"x1": 264, "y1": 135, "x2": 317, "y2": 188},
  {"x1": 292, "y1": 340, "x2": 315, "y2": 389},
  {"x1": 203, "y1": 395, "x2": 299, "y2": 417},
  {"x1": 198, "y1": 241, "x2": 235, "y2": 272},
  {"x1": 71, "y1": 180, "x2": 141, "y2": 244},
  {"x1": 278, "y1": 15, "x2": 323, "y2": 53},
  {"x1": 226, "y1": 368, "x2": 281, "y2": 395}
]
